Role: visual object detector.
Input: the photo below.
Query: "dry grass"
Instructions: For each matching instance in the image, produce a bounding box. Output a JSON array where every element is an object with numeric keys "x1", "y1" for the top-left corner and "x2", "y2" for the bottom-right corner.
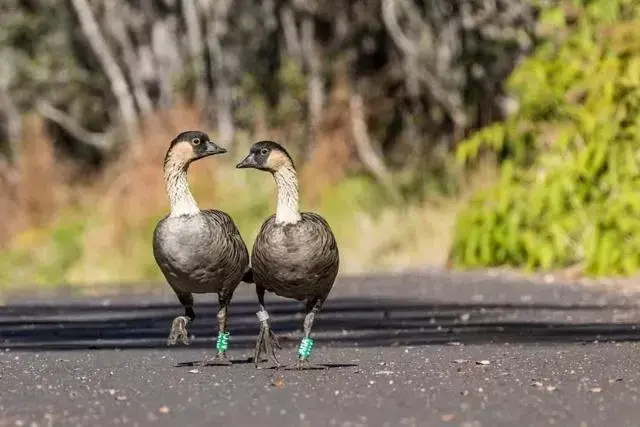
[{"x1": 0, "y1": 102, "x2": 486, "y2": 293}]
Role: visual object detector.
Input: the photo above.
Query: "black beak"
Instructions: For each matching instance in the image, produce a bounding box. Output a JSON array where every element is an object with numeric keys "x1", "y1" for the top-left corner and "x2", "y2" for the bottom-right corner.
[
  {"x1": 203, "y1": 141, "x2": 227, "y2": 156},
  {"x1": 236, "y1": 153, "x2": 257, "y2": 169}
]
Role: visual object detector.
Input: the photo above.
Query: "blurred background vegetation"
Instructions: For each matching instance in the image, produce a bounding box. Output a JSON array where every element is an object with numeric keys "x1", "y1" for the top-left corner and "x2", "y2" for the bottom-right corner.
[{"x1": 0, "y1": 0, "x2": 636, "y2": 292}]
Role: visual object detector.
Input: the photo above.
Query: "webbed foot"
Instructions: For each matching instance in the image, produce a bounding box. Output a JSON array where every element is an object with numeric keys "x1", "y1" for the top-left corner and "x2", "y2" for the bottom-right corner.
[
  {"x1": 207, "y1": 351, "x2": 232, "y2": 366},
  {"x1": 167, "y1": 316, "x2": 190, "y2": 346},
  {"x1": 285, "y1": 337, "x2": 324, "y2": 370},
  {"x1": 254, "y1": 325, "x2": 282, "y2": 368}
]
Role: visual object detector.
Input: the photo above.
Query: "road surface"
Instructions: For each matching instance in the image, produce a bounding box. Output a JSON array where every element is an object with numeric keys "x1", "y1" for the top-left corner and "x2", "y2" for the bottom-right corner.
[{"x1": 1, "y1": 269, "x2": 640, "y2": 427}]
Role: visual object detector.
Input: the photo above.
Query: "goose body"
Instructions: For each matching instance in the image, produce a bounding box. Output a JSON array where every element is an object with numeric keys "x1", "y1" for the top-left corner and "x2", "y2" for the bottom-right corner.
[
  {"x1": 251, "y1": 212, "x2": 338, "y2": 301},
  {"x1": 153, "y1": 210, "x2": 248, "y2": 295},
  {"x1": 153, "y1": 130, "x2": 250, "y2": 364},
  {"x1": 237, "y1": 140, "x2": 339, "y2": 369}
]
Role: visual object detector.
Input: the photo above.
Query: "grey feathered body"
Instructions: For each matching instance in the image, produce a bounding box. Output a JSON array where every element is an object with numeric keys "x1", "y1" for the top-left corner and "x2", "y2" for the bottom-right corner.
[
  {"x1": 153, "y1": 210, "x2": 250, "y2": 296},
  {"x1": 251, "y1": 212, "x2": 339, "y2": 301}
]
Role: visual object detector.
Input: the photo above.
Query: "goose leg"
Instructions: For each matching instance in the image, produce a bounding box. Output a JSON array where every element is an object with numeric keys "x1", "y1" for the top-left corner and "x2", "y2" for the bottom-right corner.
[
  {"x1": 210, "y1": 292, "x2": 233, "y2": 366},
  {"x1": 291, "y1": 297, "x2": 327, "y2": 370},
  {"x1": 253, "y1": 285, "x2": 281, "y2": 368},
  {"x1": 168, "y1": 292, "x2": 195, "y2": 346}
]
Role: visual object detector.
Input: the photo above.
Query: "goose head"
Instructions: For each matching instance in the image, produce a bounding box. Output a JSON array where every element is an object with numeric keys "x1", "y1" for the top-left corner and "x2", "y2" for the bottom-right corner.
[
  {"x1": 164, "y1": 131, "x2": 227, "y2": 169},
  {"x1": 236, "y1": 140, "x2": 295, "y2": 173}
]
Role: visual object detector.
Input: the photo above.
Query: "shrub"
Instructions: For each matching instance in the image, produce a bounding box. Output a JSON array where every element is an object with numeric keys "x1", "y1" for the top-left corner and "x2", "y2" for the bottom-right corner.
[{"x1": 450, "y1": 0, "x2": 640, "y2": 277}]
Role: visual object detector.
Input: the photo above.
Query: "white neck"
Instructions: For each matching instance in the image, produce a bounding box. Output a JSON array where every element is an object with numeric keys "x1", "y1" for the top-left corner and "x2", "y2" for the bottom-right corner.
[
  {"x1": 164, "y1": 161, "x2": 200, "y2": 217},
  {"x1": 273, "y1": 165, "x2": 301, "y2": 224}
]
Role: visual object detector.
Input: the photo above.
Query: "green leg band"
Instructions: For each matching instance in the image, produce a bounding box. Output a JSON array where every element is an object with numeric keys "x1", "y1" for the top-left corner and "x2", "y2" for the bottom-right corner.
[
  {"x1": 216, "y1": 331, "x2": 230, "y2": 352},
  {"x1": 297, "y1": 337, "x2": 314, "y2": 359}
]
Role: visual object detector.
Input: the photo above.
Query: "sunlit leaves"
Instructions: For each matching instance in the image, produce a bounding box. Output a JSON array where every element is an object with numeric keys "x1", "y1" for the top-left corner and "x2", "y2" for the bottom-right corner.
[{"x1": 451, "y1": 0, "x2": 640, "y2": 277}]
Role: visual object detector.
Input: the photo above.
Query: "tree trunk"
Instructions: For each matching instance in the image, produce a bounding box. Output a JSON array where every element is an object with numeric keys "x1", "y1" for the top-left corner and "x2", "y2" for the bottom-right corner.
[
  {"x1": 349, "y1": 92, "x2": 400, "y2": 200},
  {"x1": 182, "y1": 0, "x2": 208, "y2": 108},
  {"x1": 69, "y1": 0, "x2": 138, "y2": 138}
]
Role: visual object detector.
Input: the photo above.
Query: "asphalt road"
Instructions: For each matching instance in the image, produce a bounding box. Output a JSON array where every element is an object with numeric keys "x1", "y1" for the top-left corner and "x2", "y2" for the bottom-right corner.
[{"x1": 1, "y1": 269, "x2": 640, "y2": 427}]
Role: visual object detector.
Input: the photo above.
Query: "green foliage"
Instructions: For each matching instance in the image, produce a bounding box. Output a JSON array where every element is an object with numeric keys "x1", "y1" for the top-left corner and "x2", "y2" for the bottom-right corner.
[
  {"x1": 0, "y1": 165, "x2": 391, "y2": 288},
  {"x1": 451, "y1": 0, "x2": 640, "y2": 277},
  {"x1": 36, "y1": 218, "x2": 86, "y2": 283},
  {"x1": 0, "y1": 215, "x2": 87, "y2": 287}
]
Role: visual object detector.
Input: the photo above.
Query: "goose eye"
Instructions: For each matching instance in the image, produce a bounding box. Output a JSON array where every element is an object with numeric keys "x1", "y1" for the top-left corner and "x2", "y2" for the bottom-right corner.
[
  {"x1": 192, "y1": 138, "x2": 201, "y2": 146},
  {"x1": 260, "y1": 148, "x2": 268, "y2": 155}
]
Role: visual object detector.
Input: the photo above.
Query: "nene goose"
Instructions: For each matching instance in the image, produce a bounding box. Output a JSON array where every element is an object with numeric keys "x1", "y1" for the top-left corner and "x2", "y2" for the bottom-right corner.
[
  {"x1": 153, "y1": 130, "x2": 250, "y2": 365},
  {"x1": 236, "y1": 140, "x2": 339, "y2": 370}
]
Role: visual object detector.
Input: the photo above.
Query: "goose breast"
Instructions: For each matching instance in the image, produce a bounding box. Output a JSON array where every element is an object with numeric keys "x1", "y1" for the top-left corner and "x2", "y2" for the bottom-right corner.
[
  {"x1": 153, "y1": 210, "x2": 249, "y2": 294},
  {"x1": 252, "y1": 212, "x2": 339, "y2": 300}
]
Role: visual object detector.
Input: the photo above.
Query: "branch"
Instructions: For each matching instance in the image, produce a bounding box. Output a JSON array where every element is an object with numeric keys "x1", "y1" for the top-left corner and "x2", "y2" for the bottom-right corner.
[
  {"x1": 349, "y1": 93, "x2": 400, "y2": 200},
  {"x1": 461, "y1": 0, "x2": 498, "y2": 30},
  {"x1": 69, "y1": 0, "x2": 138, "y2": 132},
  {"x1": 0, "y1": 50, "x2": 20, "y2": 164},
  {"x1": 104, "y1": 2, "x2": 154, "y2": 114},
  {"x1": 201, "y1": 0, "x2": 235, "y2": 146},
  {"x1": 36, "y1": 101, "x2": 113, "y2": 151},
  {"x1": 382, "y1": 0, "x2": 467, "y2": 128},
  {"x1": 0, "y1": 91, "x2": 21, "y2": 164},
  {"x1": 280, "y1": 6, "x2": 302, "y2": 58},
  {"x1": 261, "y1": 0, "x2": 278, "y2": 31},
  {"x1": 301, "y1": 16, "x2": 324, "y2": 133},
  {"x1": 381, "y1": 0, "x2": 420, "y2": 56},
  {"x1": 0, "y1": 82, "x2": 21, "y2": 164},
  {"x1": 151, "y1": 19, "x2": 182, "y2": 108},
  {"x1": 182, "y1": 0, "x2": 208, "y2": 107}
]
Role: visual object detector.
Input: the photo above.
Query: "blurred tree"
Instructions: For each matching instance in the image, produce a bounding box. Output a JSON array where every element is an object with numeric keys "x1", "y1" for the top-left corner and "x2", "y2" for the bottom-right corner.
[{"x1": 0, "y1": 0, "x2": 536, "y2": 195}]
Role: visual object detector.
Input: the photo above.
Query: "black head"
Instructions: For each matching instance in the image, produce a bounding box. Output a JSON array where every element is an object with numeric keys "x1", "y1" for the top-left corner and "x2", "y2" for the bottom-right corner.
[
  {"x1": 165, "y1": 131, "x2": 227, "y2": 166},
  {"x1": 235, "y1": 140, "x2": 295, "y2": 172}
]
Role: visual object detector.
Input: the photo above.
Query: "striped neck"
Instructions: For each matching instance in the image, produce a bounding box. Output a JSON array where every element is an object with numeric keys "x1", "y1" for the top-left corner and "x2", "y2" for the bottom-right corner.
[
  {"x1": 273, "y1": 165, "x2": 301, "y2": 224},
  {"x1": 164, "y1": 159, "x2": 199, "y2": 217}
]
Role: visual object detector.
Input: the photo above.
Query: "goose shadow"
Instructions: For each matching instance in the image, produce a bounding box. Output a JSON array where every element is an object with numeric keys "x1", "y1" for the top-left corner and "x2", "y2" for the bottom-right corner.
[
  {"x1": 176, "y1": 360, "x2": 358, "y2": 371},
  {"x1": 1, "y1": 296, "x2": 639, "y2": 351},
  {"x1": 176, "y1": 357, "x2": 358, "y2": 369},
  {"x1": 176, "y1": 358, "x2": 255, "y2": 367}
]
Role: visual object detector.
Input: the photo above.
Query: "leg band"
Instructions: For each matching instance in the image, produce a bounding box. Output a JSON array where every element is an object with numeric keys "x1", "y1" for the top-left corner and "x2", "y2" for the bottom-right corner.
[
  {"x1": 297, "y1": 337, "x2": 314, "y2": 359},
  {"x1": 216, "y1": 331, "x2": 230, "y2": 352}
]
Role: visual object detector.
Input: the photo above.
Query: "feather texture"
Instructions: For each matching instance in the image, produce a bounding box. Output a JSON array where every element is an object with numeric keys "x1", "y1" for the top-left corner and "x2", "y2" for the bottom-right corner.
[
  {"x1": 251, "y1": 212, "x2": 339, "y2": 301},
  {"x1": 153, "y1": 209, "x2": 250, "y2": 297}
]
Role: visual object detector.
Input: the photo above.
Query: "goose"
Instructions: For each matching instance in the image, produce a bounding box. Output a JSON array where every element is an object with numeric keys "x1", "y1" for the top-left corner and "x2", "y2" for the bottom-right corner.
[
  {"x1": 153, "y1": 130, "x2": 250, "y2": 365},
  {"x1": 236, "y1": 140, "x2": 339, "y2": 370}
]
